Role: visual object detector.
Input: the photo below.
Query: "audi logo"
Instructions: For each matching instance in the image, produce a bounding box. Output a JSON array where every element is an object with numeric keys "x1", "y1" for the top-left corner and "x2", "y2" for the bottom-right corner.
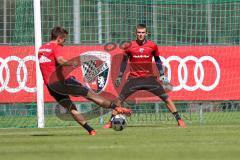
[
  {"x1": 0, "y1": 55, "x2": 36, "y2": 93},
  {"x1": 160, "y1": 56, "x2": 220, "y2": 91},
  {"x1": 0, "y1": 55, "x2": 220, "y2": 93}
]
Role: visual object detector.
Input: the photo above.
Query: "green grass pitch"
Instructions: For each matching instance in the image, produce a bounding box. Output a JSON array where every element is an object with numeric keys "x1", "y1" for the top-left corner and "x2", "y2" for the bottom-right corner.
[{"x1": 0, "y1": 124, "x2": 240, "y2": 160}]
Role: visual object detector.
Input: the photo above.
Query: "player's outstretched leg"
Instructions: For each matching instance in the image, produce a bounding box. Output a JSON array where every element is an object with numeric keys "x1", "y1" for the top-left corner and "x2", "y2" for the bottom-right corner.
[
  {"x1": 86, "y1": 91, "x2": 132, "y2": 116},
  {"x1": 164, "y1": 98, "x2": 187, "y2": 128}
]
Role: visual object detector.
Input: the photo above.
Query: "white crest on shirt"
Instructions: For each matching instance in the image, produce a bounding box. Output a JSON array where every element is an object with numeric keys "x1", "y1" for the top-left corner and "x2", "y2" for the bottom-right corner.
[
  {"x1": 139, "y1": 48, "x2": 144, "y2": 53},
  {"x1": 39, "y1": 55, "x2": 51, "y2": 63}
]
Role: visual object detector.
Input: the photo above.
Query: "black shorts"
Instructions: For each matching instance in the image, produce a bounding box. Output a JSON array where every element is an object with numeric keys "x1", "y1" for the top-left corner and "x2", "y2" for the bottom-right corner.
[
  {"x1": 119, "y1": 76, "x2": 169, "y2": 102},
  {"x1": 47, "y1": 76, "x2": 89, "y2": 103}
]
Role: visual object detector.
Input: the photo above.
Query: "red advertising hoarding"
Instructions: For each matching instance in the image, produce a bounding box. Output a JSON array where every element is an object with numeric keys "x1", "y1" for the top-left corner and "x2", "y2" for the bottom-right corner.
[{"x1": 0, "y1": 45, "x2": 239, "y2": 103}]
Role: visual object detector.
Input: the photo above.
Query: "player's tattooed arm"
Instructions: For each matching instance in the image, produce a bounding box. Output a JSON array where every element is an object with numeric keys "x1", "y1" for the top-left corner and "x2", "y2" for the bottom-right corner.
[
  {"x1": 115, "y1": 55, "x2": 129, "y2": 87},
  {"x1": 154, "y1": 56, "x2": 164, "y2": 76},
  {"x1": 118, "y1": 55, "x2": 129, "y2": 77},
  {"x1": 57, "y1": 56, "x2": 78, "y2": 68},
  {"x1": 154, "y1": 56, "x2": 170, "y2": 84}
]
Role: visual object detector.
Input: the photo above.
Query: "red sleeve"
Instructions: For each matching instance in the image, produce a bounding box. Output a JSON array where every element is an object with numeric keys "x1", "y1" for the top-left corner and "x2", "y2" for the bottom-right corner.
[
  {"x1": 153, "y1": 43, "x2": 160, "y2": 56},
  {"x1": 124, "y1": 48, "x2": 130, "y2": 56},
  {"x1": 54, "y1": 45, "x2": 64, "y2": 58}
]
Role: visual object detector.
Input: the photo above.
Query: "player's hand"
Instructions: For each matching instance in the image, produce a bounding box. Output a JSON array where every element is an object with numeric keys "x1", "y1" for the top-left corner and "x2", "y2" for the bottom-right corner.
[
  {"x1": 115, "y1": 76, "x2": 122, "y2": 87},
  {"x1": 160, "y1": 75, "x2": 169, "y2": 85}
]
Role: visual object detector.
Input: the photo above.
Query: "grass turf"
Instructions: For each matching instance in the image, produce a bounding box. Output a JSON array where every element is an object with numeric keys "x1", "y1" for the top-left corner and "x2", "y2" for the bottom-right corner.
[{"x1": 0, "y1": 124, "x2": 240, "y2": 160}]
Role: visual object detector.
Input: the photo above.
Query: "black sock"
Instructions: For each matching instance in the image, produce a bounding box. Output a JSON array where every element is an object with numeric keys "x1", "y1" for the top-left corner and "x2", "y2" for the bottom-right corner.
[
  {"x1": 109, "y1": 114, "x2": 115, "y2": 122},
  {"x1": 82, "y1": 123, "x2": 94, "y2": 132},
  {"x1": 172, "y1": 112, "x2": 181, "y2": 121},
  {"x1": 110, "y1": 102, "x2": 117, "y2": 109}
]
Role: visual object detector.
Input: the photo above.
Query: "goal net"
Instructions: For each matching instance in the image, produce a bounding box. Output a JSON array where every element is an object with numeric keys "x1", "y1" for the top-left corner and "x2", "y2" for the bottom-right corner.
[{"x1": 0, "y1": 0, "x2": 240, "y2": 128}]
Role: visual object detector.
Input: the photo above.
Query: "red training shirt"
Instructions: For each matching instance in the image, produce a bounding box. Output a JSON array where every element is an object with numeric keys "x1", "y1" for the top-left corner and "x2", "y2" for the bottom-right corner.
[
  {"x1": 38, "y1": 42, "x2": 63, "y2": 85},
  {"x1": 125, "y1": 40, "x2": 160, "y2": 78}
]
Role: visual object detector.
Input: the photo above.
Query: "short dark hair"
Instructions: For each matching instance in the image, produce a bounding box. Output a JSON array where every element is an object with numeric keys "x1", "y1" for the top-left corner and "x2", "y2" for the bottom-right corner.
[
  {"x1": 136, "y1": 24, "x2": 147, "y2": 32},
  {"x1": 136, "y1": 24, "x2": 147, "y2": 29},
  {"x1": 50, "y1": 26, "x2": 68, "y2": 40}
]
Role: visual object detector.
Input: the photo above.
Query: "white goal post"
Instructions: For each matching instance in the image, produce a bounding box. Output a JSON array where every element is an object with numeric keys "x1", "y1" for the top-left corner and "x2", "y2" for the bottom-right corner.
[{"x1": 34, "y1": 0, "x2": 44, "y2": 128}]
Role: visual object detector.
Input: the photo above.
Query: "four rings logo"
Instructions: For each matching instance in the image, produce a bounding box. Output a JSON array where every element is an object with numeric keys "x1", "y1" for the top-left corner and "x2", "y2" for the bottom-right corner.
[
  {"x1": 160, "y1": 56, "x2": 220, "y2": 91},
  {"x1": 0, "y1": 54, "x2": 220, "y2": 93},
  {"x1": 80, "y1": 51, "x2": 111, "y2": 94},
  {"x1": 0, "y1": 55, "x2": 36, "y2": 93}
]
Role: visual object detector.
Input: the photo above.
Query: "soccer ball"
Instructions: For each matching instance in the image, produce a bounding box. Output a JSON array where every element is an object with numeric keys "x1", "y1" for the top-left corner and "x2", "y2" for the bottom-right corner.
[{"x1": 111, "y1": 114, "x2": 127, "y2": 131}]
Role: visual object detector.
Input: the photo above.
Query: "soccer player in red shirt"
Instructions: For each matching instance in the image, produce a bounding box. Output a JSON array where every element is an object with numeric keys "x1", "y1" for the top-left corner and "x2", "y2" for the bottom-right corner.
[
  {"x1": 38, "y1": 26, "x2": 131, "y2": 135},
  {"x1": 103, "y1": 24, "x2": 186, "y2": 128}
]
